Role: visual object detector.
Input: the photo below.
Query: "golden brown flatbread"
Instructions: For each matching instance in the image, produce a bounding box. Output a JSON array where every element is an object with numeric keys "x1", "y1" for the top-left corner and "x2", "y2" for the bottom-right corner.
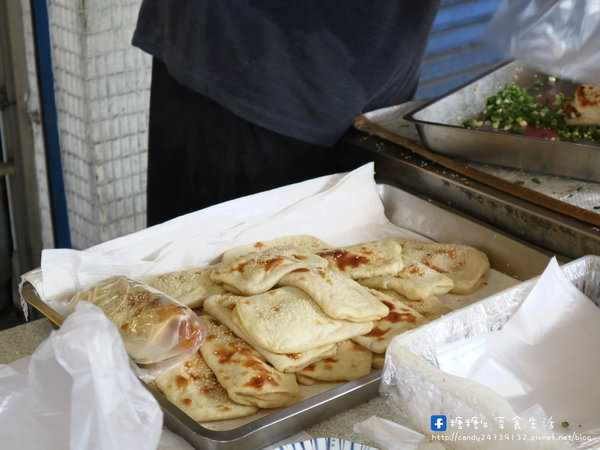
[
  {"x1": 199, "y1": 315, "x2": 299, "y2": 408},
  {"x1": 565, "y1": 85, "x2": 600, "y2": 126},
  {"x1": 278, "y1": 267, "x2": 388, "y2": 322},
  {"x1": 372, "y1": 354, "x2": 385, "y2": 369},
  {"x1": 378, "y1": 289, "x2": 451, "y2": 321},
  {"x1": 154, "y1": 352, "x2": 258, "y2": 422},
  {"x1": 296, "y1": 340, "x2": 372, "y2": 383},
  {"x1": 210, "y1": 246, "x2": 328, "y2": 295},
  {"x1": 360, "y1": 261, "x2": 454, "y2": 300},
  {"x1": 397, "y1": 240, "x2": 490, "y2": 294},
  {"x1": 142, "y1": 264, "x2": 227, "y2": 308},
  {"x1": 352, "y1": 289, "x2": 424, "y2": 354},
  {"x1": 69, "y1": 276, "x2": 203, "y2": 364},
  {"x1": 316, "y1": 239, "x2": 404, "y2": 279},
  {"x1": 221, "y1": 235, "x2": 331, "y2": 262},
  {"x1": 296, "y1": 374, "x2": 318, "y2": 386},
  {"x1": 232, "y1": 287, "x2": 374, "y2": 353},
  {"x1": 203, "y1": 293, "x2": 337, "y2": 373}
]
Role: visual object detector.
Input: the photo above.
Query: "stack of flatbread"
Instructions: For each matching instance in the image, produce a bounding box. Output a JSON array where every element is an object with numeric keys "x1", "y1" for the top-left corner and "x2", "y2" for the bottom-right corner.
[{"x1": 139, "y1": 234, "x2": 491, "y2": 423}]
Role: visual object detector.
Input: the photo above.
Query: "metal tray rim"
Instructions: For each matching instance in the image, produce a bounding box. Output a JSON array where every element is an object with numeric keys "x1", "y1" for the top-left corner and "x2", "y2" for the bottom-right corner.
[{"x1": 403, "y1": 60, "x2": 600, "y2": 153}]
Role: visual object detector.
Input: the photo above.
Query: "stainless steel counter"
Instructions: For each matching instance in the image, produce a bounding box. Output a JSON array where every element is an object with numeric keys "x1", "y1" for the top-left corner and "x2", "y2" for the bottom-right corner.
[{"x1": 338, "y1": 128, "x2": 600, "y2": 260}]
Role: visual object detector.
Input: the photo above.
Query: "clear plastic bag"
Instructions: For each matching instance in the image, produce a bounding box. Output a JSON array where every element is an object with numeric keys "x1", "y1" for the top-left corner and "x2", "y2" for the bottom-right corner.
[
  {"x1": 0, "y1": 302, "x2": 163, "y2": 450},
  {"x1": 486, "y1": 0, "x2": 600, "y2": 84},
  {"x1": 69, "y1": 276, "x2": 205, "y2": 365}
]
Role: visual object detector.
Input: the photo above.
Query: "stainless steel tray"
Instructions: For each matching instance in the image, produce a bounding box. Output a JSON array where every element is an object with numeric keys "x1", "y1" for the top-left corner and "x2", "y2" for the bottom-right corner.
[
  {"x1": 21, "y1": 183, "x2": 554, "y2": 450},
  {"x1": 405, "y1": 61, "x2": 600, "y2": 182}
]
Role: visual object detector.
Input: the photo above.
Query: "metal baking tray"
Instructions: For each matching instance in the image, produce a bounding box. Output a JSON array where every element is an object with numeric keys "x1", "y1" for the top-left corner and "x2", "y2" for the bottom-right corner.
[
  {"x1": 22, "y1": 183, "x2": 554, "y2": 450},
  {"x1": 405, "y1": 61, "x2": 600, "y2": 182}
]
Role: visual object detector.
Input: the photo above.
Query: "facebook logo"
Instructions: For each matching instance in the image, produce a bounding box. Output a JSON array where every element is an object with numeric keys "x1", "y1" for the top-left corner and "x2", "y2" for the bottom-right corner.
[{"x1": 431, "y1": 415, "x2": 447, "y2": 431}]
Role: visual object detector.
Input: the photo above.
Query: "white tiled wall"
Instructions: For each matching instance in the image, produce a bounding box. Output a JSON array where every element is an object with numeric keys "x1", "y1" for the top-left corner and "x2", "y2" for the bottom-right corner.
[{"x1": 48, "y1": 0, "x2": 151, "y2": 249}]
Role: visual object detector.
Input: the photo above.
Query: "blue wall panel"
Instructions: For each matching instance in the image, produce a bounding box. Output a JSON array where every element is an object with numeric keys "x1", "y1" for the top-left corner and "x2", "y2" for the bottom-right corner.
[{"x1": 415, "y1": 0, "x2": 505, "y2": 99}]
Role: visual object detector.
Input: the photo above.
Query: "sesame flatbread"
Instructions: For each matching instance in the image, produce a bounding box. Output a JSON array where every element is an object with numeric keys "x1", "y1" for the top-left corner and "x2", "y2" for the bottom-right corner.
[
  {"x1": 372, "y1": 354, "x2": 385, "y2": 369},
  {"x1": 203, "y1": 293, "x2": 337, "y2": 373},
  {"x1": 397, "y1": 240, "x2": 490, "y2": 294},
  {"x1": 278, "y1": 267, "x2": 388, "y2": 322},
  {"x1": 565, "y1": 85, "x2": 600, "y2": 126},
  {"x1": 142, "y1": 264, "x2": 227, "y2": 308},
  {"x1": 154, "y1": 352, "x2": 257, "y2": 422},
  {"x1": 360, "y1": 261, "x2": 454, "y2": 300},
  {"x1": 232, "y1": 287, "x2": 374, "y2": 353},
  {"x1": 221, "y1": 235, "x2": 331, "y2": 262},
  {"x1": 352, "y1": 289, "x2": 424, "y2": 354},
  {"x1": 377, "y1": 289, "x2": 451, "y2": 321},
  {"x1": 69, "y1": 276, "x2": 203, "y2": 364},
  {"x1": 296, "y1": 340, "x2": 372, "y2": 383},
  {"x1": 316, "y1": 239, "x2": 404, "y2": 279},
  {"x1": 210, "y1": 246, "x2": 328, "y2": 295},
  {"x1": 296, "y1": 374, "x2": 318, "y2": 386},
  {"x1": 199, "y1": 315, "x2": 299, "y2": 409}
]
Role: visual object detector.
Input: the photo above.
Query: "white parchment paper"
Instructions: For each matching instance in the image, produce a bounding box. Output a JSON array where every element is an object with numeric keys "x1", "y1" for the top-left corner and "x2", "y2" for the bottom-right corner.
[{"x1": 437, "y1": 257, "x2": 600, "y2": 435}]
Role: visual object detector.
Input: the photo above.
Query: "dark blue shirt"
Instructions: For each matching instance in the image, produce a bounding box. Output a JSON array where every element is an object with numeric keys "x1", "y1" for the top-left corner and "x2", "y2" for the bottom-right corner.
[{"x1": 133, "y1": 1, "x2": 439, "y2": 146}]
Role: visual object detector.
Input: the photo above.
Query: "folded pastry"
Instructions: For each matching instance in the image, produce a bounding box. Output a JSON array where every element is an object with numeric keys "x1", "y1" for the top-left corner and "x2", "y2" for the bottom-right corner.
[
  {"x1": 199, "y1": 315, "x2": 299, "y2": 408},
  {"x1": 316, "y1": 239, "x2": 404, "y2": 279},
  {"x1": 296, "y1": 340, "x2": 372, "y2": 383},
  {"x1": 372, "y1": 353, "x2": 385, "y2": 369},
  {"x1": 360, "y1": 261, "x2": 454, "y2": 300},
  {"x1": 232, "y1": 287, "x2": 374, "y2": 353},
  {"x1": 221, "y1": 235, "x2": 331, "y2": 262},
  {"x1": 142, "y1": 264, "x2": 227, "y2": 308},
  {"x1": 378, "y1": 288, "x2": 451, "y2": 320},
  {"x1": 565, "y1": 84, "x2": 600, "y2": 126},
  {"x1": 296, "y1": 374, "x2": 318, "y2": 386},
  {"x1": 210, "y1": 246, "x2": 328, "y2": 295},
  {"x1": 69, "y1": 276, "x2": 204, "y2": 364},
  {"x1": 278, "y1": 267, "x2": 388, "y2": 322},
  {"x1": 352, "y1": 289, "x2": 424, "y2": 354},
  {"x1": 397, "y1": 240, "x2": 490, "y2": 294},
  {"x1": 154, "y1": 352, "x2": 258, "y2": 422},
  {"x1": 203, "y1": 293, "x2": 337, "y2": 372}
]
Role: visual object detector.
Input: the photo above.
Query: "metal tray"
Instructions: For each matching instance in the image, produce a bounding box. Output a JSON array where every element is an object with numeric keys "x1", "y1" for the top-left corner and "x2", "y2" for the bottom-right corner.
[
  {"x1": 405, "y1": 61, "x2": 600, "y2": 182},
  {"x1": 22, "y1": 183, "x2": 554, "y2": 450}
]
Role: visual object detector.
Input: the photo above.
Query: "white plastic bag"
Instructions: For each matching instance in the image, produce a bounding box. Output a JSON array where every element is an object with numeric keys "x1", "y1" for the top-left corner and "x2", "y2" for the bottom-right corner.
[
  {"x1": 0, "y1": 302, "x2": 163, "y2": 450},
  {"x1": 353, "y1": 416, "x2": 446, "y2": 450},
  {"x1": 486, "y1": 0, "x2": 600, "y2": 84}
]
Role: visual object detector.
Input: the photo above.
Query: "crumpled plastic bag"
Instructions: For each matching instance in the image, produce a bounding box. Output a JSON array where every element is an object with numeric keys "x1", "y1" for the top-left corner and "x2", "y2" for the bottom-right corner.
[
  {"x1": 0, "y1": 301, "x2": 163, "y2": 450},
  {"x1": 68, "y1": 276, "x2": 205, "y2": 365},
  {"x1": 485, "y1": 0, "x2": 600, "y2": 84}
]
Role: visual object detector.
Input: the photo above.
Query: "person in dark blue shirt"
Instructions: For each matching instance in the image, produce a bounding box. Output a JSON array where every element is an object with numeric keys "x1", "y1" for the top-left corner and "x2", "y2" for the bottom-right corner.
[{"x1": 133, "y1": 1, "x2": 440, "y2": 225}]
